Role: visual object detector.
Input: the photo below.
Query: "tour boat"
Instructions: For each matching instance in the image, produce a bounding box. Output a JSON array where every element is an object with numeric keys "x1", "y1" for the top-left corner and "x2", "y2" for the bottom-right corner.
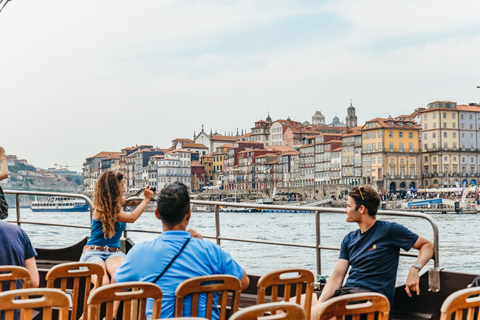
[
  {"x1": 30, "y1": 196, "x2": 89, "y2": 212},
  {"x1": 4, "y1": 189, "x2": 478, "y2": 320}
]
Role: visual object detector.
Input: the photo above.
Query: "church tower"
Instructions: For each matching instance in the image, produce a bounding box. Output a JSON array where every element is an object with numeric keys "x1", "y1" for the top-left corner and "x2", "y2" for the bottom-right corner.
[{"x1": 346, "y1": 102, "x2": 357, "y2": 128}]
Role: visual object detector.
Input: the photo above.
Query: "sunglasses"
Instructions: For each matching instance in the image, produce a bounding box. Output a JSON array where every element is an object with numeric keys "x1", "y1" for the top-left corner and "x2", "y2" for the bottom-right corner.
[{"x1": 358, "y1": 187, "x2": 364, "y2": 200}]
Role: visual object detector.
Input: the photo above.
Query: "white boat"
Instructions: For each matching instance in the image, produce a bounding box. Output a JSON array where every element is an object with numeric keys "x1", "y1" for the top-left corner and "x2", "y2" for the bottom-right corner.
[{"x1": 31, "y1": 196, "x2": 89, "y2": 212}]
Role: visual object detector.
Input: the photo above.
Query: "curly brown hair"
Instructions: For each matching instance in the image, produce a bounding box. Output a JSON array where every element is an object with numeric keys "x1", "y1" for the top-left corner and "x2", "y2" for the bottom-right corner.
[{"x1": 93, "y1": 170, "x2": 125, "y2": 239}]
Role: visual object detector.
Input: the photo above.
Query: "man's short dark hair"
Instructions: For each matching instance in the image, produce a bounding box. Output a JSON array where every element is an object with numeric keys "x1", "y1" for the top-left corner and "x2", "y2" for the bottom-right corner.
[
  {"x1": 156, "y1": 182, "x2": 190, "y2": 227},
  {"x1": 348, "y1": 186, "x2": 381, "y2": 217}
]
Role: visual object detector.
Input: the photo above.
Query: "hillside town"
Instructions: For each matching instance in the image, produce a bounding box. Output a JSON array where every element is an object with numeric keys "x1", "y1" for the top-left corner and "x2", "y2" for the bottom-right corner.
[{"x1": 81, "y1": 100, "x2": 480, "y2": 201}]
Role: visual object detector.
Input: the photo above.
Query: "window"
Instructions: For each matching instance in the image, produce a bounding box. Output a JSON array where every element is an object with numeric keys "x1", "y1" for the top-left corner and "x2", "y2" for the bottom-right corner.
[
  {"x1": 378, "y1": 131, "x2": 382, "y2": 137},
  {"x1": 372, "y1": 143, "x2": 376, "y2": 152},
  {"x1": 461, "y1": 114, "x2": 464, "y2": 120},
  {"x1": 389, "y1": 130, "x2": 393, "y2": 138},
  {"x1": 362, "y1": 133, "x2": 366, "y2": 139},
  {"x1": 378, "y1": 142, "x2": 383, "y2": 152},
  {"x1": 409, "y1": 143, "x2": 414, "y2": 152},
  {"x1": 424, "y1": 124, "x2": 428, "y2": 130},
  {"x1": 409, "y1": 131, "x2": 413, "y2": 138},
  {"x1": 443, "y1": 122, "x2": 447, "y2": 128},
  {"x1": 433, "y1": 156, "x2": 437, "y2": 162},
  {"x1": 433, "y1": 122, "x2": 437, "y2": 128},
  {"x1": 367, "y1": 132, "x2": 370, "y2": 139},
  {"x1": 453, "y1": 142, "x2": 457, "y2": 150},
  {"x1": 443, "y1": 132, "x2": 447, "y2": 138},
  {"x1": 425, "y1": 156, "x2": 428, "y2": 162},
  {"x1": 452, "y1": 113, "x2": 456, "y2": 119},
  {"x1": 443, "y1": 112, "x2": 447, "y2": 118},
  {"x1": 399, "y1": 143, "x2": 404, "y2": 152},
  {"x1": 372, "y1": 132, "x2": 376, "y2": 139},
  {"x1": 433, "y1": 132, "x2": 436, "y2": 138},
  {"x1": 470, "y1": 114, "x2": 474, "y2": 120},
  {"x1": 444, "y1": 142, "x2": 448, "y2": 150},
  {"x1": 400, "y1": 158, "x2": 405, "y2": 164},
  {"x1": 433, "y1": 143, "x2": 437, "y2": 150},
  {"x1": 433, "y1": 113, "x2": 437, "y2": 119},
  {"x1": 399, "y1": 131, "x2": 404, "y2": 138},
  {"x1": 453, "y1": 123, "x2": 456, "y2": 128},
  {"x1": 453, "y1": 132, "x2": 457, "y2": 138},
  {"x1": 424, "y1": 133, "x2": 427, "y2": 139},
  {"x1": 424, "y1": 114, "x2": 428, "y2": 120},
  {"x1": 390, "y1": 157, "x2": 395, "y2": 163},
  {"x1": 389, "y1": 143, "x2": 394, "y2": 151}
]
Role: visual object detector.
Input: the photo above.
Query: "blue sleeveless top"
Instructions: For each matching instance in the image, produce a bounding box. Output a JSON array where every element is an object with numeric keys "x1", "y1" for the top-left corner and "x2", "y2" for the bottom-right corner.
[{"x1": 86, "y1": 219, "x2": 126, "y2": 248}]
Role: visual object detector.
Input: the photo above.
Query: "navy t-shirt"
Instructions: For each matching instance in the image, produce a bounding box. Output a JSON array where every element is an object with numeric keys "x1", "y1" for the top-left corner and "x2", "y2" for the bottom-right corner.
[
  {"x1": 0, "y1": 221, "x2": 37, "y2": 289},
  {"x1": 340, "y1": 220, "x2": 418, "y2": 303}
]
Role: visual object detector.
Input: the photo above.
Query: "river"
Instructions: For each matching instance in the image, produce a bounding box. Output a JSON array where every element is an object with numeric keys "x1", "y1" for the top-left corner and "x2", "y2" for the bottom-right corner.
[{"x1": 9, "y1": 208, "x2": 480, "y2": 286}]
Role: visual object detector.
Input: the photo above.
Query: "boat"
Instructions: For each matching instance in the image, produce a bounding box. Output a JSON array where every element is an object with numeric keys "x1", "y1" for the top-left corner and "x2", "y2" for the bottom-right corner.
[
  {"x1": 30, "y1": 196, "x2": 89, "y2": 212},
  {"x1": 4, "y1": 189, "x2": 479, "y2": 320}
]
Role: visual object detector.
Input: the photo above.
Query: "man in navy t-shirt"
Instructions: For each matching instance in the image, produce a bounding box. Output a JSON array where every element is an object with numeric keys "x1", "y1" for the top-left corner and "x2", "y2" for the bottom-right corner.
[
  {"x1": 0, "y1": 219, "x2": 39, "y2": 290},
  {"x1": 311, "y1": 186, "x2": 433, "y2": 318}
]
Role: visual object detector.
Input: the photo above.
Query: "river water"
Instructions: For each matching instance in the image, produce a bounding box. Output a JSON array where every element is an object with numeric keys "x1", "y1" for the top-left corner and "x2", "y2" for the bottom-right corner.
[{"x1": 9, "y1": 208, "x2": 480, "y2": 285}]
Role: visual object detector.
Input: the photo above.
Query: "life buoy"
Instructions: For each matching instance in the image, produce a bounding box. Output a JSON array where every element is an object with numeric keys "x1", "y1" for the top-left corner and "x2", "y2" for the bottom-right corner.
[{"x1": 412, "y1": 204, "x2": 415, "y2": 209}]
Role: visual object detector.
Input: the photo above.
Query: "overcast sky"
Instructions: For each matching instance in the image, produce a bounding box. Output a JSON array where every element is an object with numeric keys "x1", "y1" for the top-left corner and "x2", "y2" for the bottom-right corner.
[{"x1": 1, "y1": 0, "x2": 480, "y2": 171}]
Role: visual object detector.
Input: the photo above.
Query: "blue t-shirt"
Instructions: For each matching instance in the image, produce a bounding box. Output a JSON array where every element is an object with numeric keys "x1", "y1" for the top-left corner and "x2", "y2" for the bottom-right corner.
[
  {"x1": 340, "y1": 220, "x2": 418, "y2": 303},
  {"x1": 114, "y1": 230, "x2": 245, "y2": 319},
  {"x1": 86, "y1": 219, "x2": 126, "y2": 248},
  {"x1": 0, "y1": 221, "x2": 37, "y2": 290}
]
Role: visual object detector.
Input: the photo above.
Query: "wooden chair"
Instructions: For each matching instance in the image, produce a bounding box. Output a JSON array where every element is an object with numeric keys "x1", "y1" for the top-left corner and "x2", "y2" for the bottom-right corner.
[
  {"x1": 0, "y1": 265, "x2": 32, "y2": 292},
  {"x1": 175, "y1": 275, "x2": 242, "y2": 320},
  {"x1": 87, "y1": 281, "x2": 163, "y2": 320},
  {"x1": 228, "y1": 302, "x2": 306, "y2": 320},
  {"x1": 46, "y1": 262, "x2": 104, "y2": 320},
  {"x1": 0, "y1": 288, "x2": 70, "y2": 320},
  {"x1": 256, "y1": 268, "x2": 314, "y2": 320},
  {"x1": 315, "y1": 292, "x2": 390, "y2": 320},
  {"x1": 440, "y1": 287, "x2": 480, "y2": 320}
]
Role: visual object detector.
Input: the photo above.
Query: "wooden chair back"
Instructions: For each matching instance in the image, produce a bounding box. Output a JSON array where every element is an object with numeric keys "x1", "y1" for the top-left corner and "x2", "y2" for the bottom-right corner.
[
  {"x1": 256, "y1": 268, "x2": 314, "y2": 320},
  {"x1": 315, "y1": 292, "x2": 390, "y2": 320},
  {"x1": 0, "y1": 288, "x2": 70, "y2": 320},
  {"x1": 440, "y1": 287, "x2": 480, "y2": 320},
  {"x1": 0, "y1": 266, "x2": 31, "y2": 292},
  {"x1": 175, "y1": 275, "x2": 242, "y2": 320},
  {"x1": 87, "y1": 281, "x2": 163, "y2": 320},
  {"x1": 46, "y1": 262, "x2": 104, "y2": 320},
  {"x1": 228, "y1": 302, "x2": 306, "y2": 320}
]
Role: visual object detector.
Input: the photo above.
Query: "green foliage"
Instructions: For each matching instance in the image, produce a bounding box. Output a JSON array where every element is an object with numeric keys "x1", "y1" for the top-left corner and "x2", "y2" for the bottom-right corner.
[{"x1": 8, "y1": 163, "x2": 36, "y2": 173}]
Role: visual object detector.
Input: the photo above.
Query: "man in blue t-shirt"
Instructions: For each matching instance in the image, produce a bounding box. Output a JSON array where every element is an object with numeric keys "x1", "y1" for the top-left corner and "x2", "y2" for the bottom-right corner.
[
  {"x1": 115, "y1": 182, "x2": 249, "y2": 319},
  {"x1": 311, "y1": 186, "x2": 434, "y2": 319}
]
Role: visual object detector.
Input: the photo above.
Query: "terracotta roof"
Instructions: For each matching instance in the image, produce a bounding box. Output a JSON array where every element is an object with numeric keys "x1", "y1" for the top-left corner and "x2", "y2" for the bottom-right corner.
[
  {"x1": 266, "y1": 145, "x2": 294, "y2": 152},
  {"x1": 210, "y1": 135, "x2": 238, "y2": 142},
  {"x1": 332, "y1": 147, "x2": 342, "y2": 152},
  {"x1": 183, "y1": 143, "x2": 208, "y2": 149},
  {"x1": 456, "y1": 104, "x2": 480, "y2": 112},
  {"x1": 150, "y1": 155, "x2": 164, "y2": 159},
  {"x1": 363, "y1": 117, "x2": 421, "y2": 129},
  {"x1": 216, "y1": 144, "x2": 234, "y2": 149},
  {"x1": 173, "y1": 138, "x2": 194, "y2": 142},
  {"x1": 191, "y1": 160, "x2": 203, "y2": 166},
  {"x1": 239, "y1": 132, "x2": 252, "y2": 137},
  {"x1": 87, "y1": 151, "x2": 120, "y2": 159}
]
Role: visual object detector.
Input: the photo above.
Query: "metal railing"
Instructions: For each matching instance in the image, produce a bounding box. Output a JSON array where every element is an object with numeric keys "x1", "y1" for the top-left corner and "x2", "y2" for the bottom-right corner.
[
  {"x1": 4, "y1": 190, "x2": 94, "y2": 230},
  {"x1": 126, "y1": 198, "x2": 440, "y2": 276},
  {"x1": 4, "y1": 190, "x2": 441, "y2": 291}
]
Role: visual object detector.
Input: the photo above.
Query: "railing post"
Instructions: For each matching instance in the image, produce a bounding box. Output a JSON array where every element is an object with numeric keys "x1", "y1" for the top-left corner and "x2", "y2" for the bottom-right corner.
[
  {"x1": 214, "y1": 204, "x2": 221, "y2": 245},
  {"x1": 15, "y1": 194, "x2": 20, "y2": 226},
  {"x1": 316, "y1": 209, "x2": 321, "y2": 275}
]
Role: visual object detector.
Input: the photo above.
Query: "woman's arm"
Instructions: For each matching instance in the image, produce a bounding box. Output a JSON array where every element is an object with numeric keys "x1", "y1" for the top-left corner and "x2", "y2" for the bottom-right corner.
[
  {"x1": 0, "y1": 147, "x2": 8, "y2": 181},
  {"x1": 117, "y1": 186, "x2": 155, "y2": 223}
]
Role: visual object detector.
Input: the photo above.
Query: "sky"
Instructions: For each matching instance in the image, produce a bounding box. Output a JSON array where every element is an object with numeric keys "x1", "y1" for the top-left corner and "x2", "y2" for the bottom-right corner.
[{"x1": 1, "y1": 0, "x2": 480, "y2": 171}]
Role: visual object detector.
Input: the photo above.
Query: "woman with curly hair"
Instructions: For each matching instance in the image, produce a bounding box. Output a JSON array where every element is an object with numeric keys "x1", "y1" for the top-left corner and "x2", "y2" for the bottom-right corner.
[{"x1": 79, "y1": 170, "x2": 154, "y2": 319}]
